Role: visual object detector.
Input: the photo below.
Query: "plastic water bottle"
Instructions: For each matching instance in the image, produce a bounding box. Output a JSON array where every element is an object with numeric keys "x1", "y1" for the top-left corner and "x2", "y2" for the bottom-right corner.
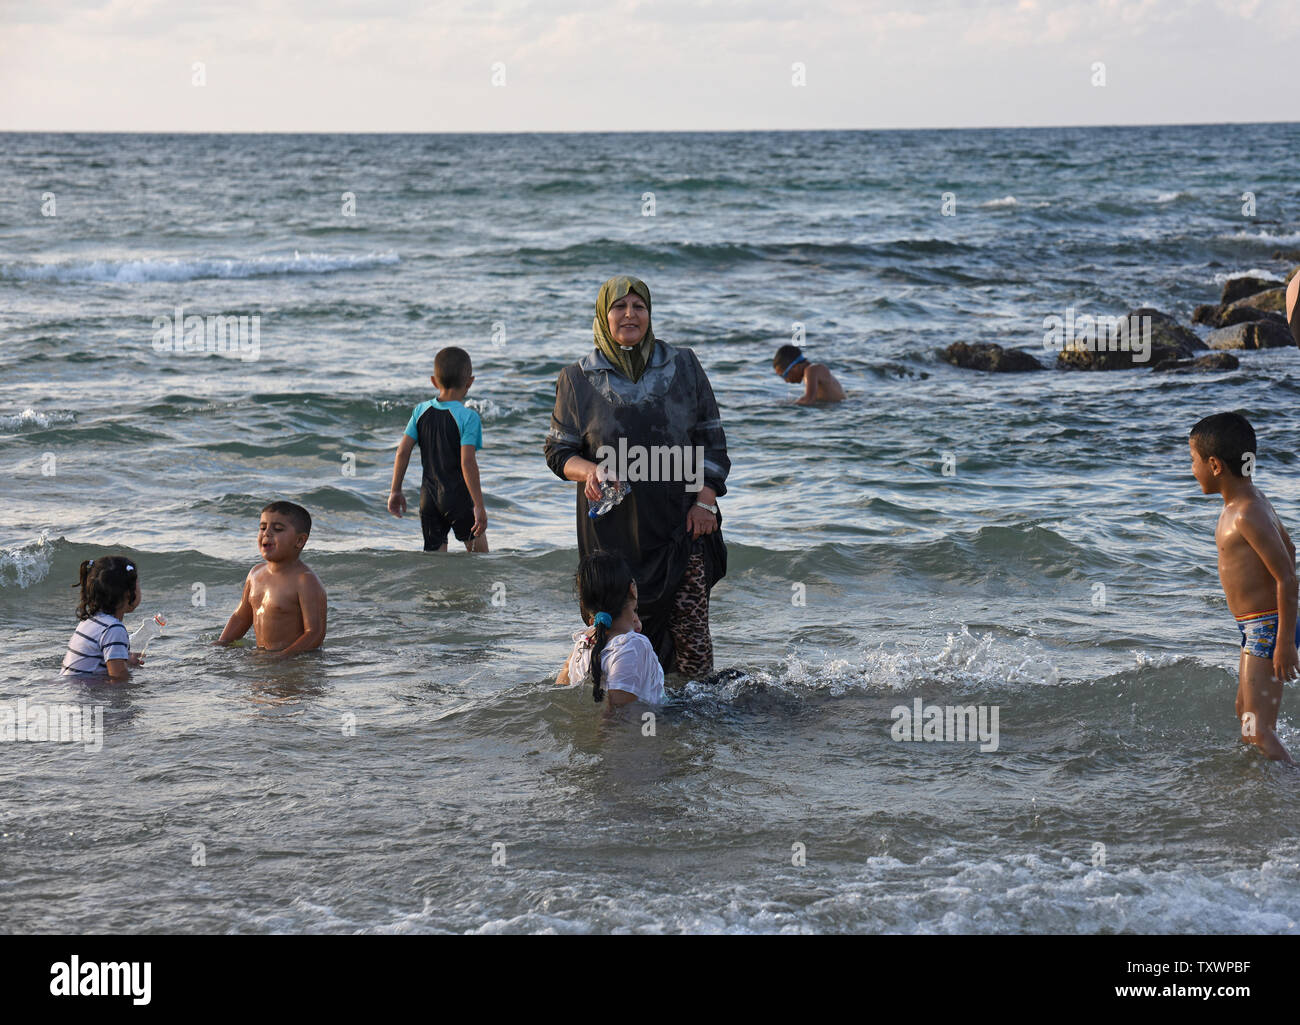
[
  {"x1": 588, "y1": 481, "x2": 631, "y2": 519},
  {"x1": 130, "y1": 613, "x2": 167, "y2": 655}
]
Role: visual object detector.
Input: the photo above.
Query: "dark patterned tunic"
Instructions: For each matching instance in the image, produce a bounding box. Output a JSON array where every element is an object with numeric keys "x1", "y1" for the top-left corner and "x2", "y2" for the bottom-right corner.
[{"x1": 545, "y1": 341, "x2": 729, "y2": 670}]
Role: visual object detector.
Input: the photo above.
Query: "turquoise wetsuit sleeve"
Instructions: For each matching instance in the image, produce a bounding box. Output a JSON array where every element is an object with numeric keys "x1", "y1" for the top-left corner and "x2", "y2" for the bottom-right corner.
[
  {"x1": 403, "y1": 403, "x2": 423, "y2": 441},
  {"x1": 458, "y1": 406, "x2": 483, "y2": 449}
]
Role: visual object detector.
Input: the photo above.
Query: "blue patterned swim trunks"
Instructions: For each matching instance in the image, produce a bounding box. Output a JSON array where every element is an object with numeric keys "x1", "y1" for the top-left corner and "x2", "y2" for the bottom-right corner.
[{"x1": 1236, "y1": 609, "x2": 1300, "y2": 660}]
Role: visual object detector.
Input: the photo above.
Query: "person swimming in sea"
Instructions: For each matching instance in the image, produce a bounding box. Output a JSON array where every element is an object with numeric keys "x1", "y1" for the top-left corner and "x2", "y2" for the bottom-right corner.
[
  {"x1": 214, "y1": 501, "x2": 327, "y2": 660},
  {"x1": 61, "y1": 557, "x2": 145, "y2": 682},
  {"x1": 773, "y1": 344, "x2": 845, "y2": 404}
]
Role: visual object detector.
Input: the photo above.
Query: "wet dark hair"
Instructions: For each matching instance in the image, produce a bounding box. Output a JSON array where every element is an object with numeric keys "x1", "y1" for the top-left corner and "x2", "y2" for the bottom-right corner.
[
  {"x1": 434, "y1": 346, "x2": 473, "y2": 391},
  {"x1": 261, "y1": 501, "x2": 311, "y2": 536},
  {"x1": 774, "y1": 344, "x2": 802, "y2": 373},
  {"x1": 575, "y1": 550, "x2": 636, "y2": 702},
  {"x1": 74, "y1": 556, "x2": 138, "y2": 621},
  {"x1": 1190, "y1": 412, "x2": 1257, "y2": 478}
]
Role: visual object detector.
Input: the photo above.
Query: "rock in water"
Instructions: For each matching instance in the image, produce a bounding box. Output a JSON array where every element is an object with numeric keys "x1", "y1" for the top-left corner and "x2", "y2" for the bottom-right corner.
[
  {"x1": 1057, "y1": 308, "x2": 1204, "y2": 370},
  {"x1": 1152, "y1": 352, "x2": 1240, "y2": 372},
  {"x1": 1218, "y1": 306, "x2": 1286, "y2": 328},
  {"x1": 1206, "y1": 320, "x2": 1295, "y2": 350},
  {"x1": 1220, "y1": 276, "x2": 1278, "y2": 306},
  {"x1": 1224, "y1": 287, "x2": 1287, "y2": 316},
  {"x1": 940, "y1": 342, "x2": 1044, "y2": 372},
  {"x1": 1193, "y1": 303, "x2": 1223, "y2": 326}
]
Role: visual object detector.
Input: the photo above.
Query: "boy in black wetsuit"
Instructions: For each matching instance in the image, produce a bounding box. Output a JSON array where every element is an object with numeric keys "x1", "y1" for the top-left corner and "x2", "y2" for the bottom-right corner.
[{"x1": 388, "y1": 347, "x2": 488, "y2": 552}]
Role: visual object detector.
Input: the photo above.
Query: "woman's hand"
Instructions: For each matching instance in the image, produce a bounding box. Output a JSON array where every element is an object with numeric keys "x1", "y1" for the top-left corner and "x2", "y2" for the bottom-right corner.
[
  {"x1": 686, "y1": 502, "x2": 718, "y2": 539},
  {"x1": 584, "y1": 466, "x2": 619, "y2": 503},
  {"x1": 563, "y1": 456, "x2": 613, "y2": 502},
  {"x1": 128, "y1": 651, "x2": 146, "y2": 667}
]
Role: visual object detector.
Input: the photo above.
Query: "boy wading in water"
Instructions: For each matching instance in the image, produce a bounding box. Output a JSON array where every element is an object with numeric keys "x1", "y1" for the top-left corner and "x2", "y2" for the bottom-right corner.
[
  {"x1": 1190, "y1": 413, "x2": 1298, "y2": 763},
  {"x1": 216, "y1": 501, "x2": 328, "y2": 659}
]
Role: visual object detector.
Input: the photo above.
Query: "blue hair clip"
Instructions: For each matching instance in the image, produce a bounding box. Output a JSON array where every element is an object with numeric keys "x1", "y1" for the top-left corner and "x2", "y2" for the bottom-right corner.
[
  {"x1": 593, "y1": 611, "x2": 613, "y2": 628},
  {"x1": 126, "y1": 563, "x2": 135, "y2": 572}
]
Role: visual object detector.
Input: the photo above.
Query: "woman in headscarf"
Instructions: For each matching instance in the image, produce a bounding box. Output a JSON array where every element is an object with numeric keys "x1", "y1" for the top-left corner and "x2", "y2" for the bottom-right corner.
[{"x1": 545, "y1": 275, "x2": 729, "y2": 678}]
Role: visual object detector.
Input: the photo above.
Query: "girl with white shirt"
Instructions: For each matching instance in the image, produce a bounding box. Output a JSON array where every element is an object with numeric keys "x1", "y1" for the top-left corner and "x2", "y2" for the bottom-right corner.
[
  {"x1": 61, "y1": 556, "x2": 144, "y2": 682},
  {"x1": 557, "y1": 551, "x2": 665, "y2": 706}
]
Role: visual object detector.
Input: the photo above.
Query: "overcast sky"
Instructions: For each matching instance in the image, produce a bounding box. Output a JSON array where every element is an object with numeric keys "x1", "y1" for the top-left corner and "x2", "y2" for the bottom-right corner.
[{"x1": 1, "y1": 0, "x2": 1295, "y2": 132}]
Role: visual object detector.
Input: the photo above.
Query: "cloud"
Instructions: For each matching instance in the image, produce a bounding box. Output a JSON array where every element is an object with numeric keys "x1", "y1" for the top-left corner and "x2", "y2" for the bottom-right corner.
[{"x1": 0, "y1": 0, "x2": 1296, "y2": 130}]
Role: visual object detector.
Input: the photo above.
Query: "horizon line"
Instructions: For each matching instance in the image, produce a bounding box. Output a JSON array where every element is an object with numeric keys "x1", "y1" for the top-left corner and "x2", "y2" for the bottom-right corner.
[{"x1": 2, "y1": 119, "x2": 1298, "y2": 135}]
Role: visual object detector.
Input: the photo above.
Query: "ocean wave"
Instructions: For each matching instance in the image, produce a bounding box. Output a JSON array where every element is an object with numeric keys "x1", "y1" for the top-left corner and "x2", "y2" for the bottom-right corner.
[
  {"x1": 406, "y1": 839, "x2": 1300, "y2": 933},
  {"x1": 0, "y1": 535, "x2": 55, "y2": 589},
  {"x1": 1218, "y1": 230, "x2": 1300, "y2": 246},
  {"x1": 1154, "y1": 191, "x2": 1183, "y2": 204},
  {"x1": 1211, "y1": 268, "x2": 1284, "y2": 285},
  {"x1": 0, "y1": 251, "x2": 401, "y2": 284},
  {"x1": 0, "y1": 408, "x2": 76, "y2": 432},
  {"x1": 980, "y1": 196, "x2": 1018, "y2": 208},
  {"x1": 680, "y1": 626, "x2": 1062, "y2": 701},
  {"x1": 507, "y1": 237, "x2": 976, "y2": 270}
]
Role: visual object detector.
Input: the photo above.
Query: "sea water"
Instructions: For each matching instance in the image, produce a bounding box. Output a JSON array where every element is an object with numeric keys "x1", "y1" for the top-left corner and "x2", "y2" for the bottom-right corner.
[{"x1": 2, "y1": 126, "x2": 1300, "y2": 933}]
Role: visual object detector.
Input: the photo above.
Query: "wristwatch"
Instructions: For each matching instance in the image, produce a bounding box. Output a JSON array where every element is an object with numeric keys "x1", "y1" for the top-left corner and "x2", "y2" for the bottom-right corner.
[{"x1": 694, "y1": 501, "x2": 718, "y2": 514}]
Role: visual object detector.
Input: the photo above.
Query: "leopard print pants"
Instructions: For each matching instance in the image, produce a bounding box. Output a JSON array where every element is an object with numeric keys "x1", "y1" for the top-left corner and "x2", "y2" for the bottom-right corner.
[{"x1": 669, "y1": 550, "x2": 713, "y2": 677}]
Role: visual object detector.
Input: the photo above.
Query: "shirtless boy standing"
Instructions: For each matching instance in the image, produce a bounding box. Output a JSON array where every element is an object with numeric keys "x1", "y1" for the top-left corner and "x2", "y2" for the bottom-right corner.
[
  {"x1": 1287, "y1": 270, "x2": 1299, "y2": 348},
  {"x1": 216, "y1": 501, "x2": 327, "y2": 658},
  {"x1": 1190, "y1": 413, "x2": 1298, "y2": 763},
  {"x1": 773, "y1": 344, "x2": 846, "y2": 404}
]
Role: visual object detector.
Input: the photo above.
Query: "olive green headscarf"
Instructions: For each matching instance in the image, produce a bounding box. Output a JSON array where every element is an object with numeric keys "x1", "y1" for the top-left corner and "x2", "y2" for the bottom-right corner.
[{"x1": 593, "y1": 275, "x2": 657, "y2": 382}]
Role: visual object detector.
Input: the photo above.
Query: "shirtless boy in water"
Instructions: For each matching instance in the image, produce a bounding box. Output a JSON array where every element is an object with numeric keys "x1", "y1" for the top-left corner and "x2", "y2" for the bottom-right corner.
[
  {"x1": 1190, "y1": 413, "x2": 1298, "y2": 763},
  {"x1": 216, "y1": 501, "x2": 327, "y2": 659},
  {"x1": 773, "y1": 344, "x2": 846, "y2": 404},
  {"x1": 1287, "y1": 271, "x2": 1299, "y2": 348}
]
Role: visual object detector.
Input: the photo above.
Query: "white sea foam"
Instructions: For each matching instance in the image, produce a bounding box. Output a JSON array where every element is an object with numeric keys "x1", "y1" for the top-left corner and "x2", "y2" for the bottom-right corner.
[
  {"x1": 680, "y1": 625, "x2": 1062, "y2": 701},
  {"x1": 1211, "y1": 269, "x2": 1284, "y2": 285},
  {"x1": 0, "y1": 252, "x2": 400, "y2": 284},
  {"x1": 362, "y1": 843, "x2": 1300, "y2": 934},
  {"x1": 980, "y1": 196, "x2": 1018, "y2": 208},
  {"x1": 1218, "y1": 229, "x2": 1300, "y2": 246},
  {"x1": 0, "y1": 534, "x2": 55, "y2": 589},
  {"x1": 1154, "y1": 191, "x2": 1183, "y2": 203},
  {"x1": 0, "y1": 408, "x2": 76, "y2": 432},
  {"x1": 463, "y1": 398, "x2": 522, "y2": 420}
]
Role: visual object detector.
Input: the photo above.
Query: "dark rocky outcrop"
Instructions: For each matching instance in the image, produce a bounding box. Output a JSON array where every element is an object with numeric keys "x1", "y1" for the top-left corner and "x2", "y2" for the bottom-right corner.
[
  {"x1": 1220, "y1": 276, "x2": 1277, "y2": 306},
  {"x1": 1195, "y1": 281, "x2": 1289, "y2": 326},
  {"x1": 941, "y1": 341, "x2": 1044, "y2": 372},
  {"x1": 1056, "y1": 308, "x2": 1204, "y2": 370},
  {"x1": 1206, "y1": 319, "x2": 1295, "y2": 350},
  {"x1": 1152, "y1": 352, "x2": 1240, "y2": 373},
  {"x1": 1218, "y1": 306, "x2": 1287, "y2": 328},
  {"x1": 1224, "y1": 287, "x2": 1286, "y2": 317}
]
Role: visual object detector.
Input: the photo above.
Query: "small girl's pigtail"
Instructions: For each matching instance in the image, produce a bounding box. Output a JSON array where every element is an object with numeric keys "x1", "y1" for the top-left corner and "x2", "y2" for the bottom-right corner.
[
  {"x1": 74, "y1": 560, "x2": 94, "y2": 620},
  {"x1": 590, "y1": 611, "x2": 612, "y2": 702}
]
